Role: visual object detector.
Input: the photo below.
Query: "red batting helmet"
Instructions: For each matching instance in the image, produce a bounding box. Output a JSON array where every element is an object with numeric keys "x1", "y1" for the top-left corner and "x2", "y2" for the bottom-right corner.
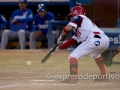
[{"x1": 68, "y1": 6, "x2": 85, "y2": 17}]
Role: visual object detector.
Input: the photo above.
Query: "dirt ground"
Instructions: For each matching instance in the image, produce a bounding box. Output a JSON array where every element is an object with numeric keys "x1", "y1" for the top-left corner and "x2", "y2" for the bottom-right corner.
[{"x1": 0, "y1": 50, "x2": 120, "y2": 90}]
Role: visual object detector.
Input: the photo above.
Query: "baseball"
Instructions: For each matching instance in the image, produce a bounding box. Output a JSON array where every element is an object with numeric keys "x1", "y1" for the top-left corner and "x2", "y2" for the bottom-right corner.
[{"x1": 27, "y1": 61, "x2": 31, "y2": 66}]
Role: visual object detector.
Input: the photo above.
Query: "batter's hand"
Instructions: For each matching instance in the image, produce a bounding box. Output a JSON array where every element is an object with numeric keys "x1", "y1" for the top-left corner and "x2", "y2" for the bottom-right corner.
[
  {"x1": 34, "y1": 30, "x2": 42, "y2": 38},
  {"x1": 11, "y1": 19, "x2": 17, "y2": 24},
  {"x1": 50, "y1": 46, "x2": 59, "y2": 55},
  {"x1": 57, "y1": 36, "x2": 64, "y2": 45}
]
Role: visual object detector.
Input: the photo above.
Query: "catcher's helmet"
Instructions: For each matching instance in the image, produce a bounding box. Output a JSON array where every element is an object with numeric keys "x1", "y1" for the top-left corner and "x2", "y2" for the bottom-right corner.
[
  {"x1": 37, "y1": 4, "x2": 46, "y2": 12},
  {"x1": 68, "y1": 6, "x2": 85, "y2": 17}
]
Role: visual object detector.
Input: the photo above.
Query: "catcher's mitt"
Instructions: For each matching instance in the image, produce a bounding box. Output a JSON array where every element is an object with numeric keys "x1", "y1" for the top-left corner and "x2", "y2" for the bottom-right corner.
[
  {"x1": 102, "y1": 47, "x2": 120, "y2": 66},
  {"x1": 102, "y1": 49, "x2": 113, "y2": 66}
]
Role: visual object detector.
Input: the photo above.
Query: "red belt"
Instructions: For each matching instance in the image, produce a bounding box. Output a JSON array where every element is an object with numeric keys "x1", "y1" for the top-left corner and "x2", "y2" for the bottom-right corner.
[{"x1": 93, "y1": 32, "x2": 100, "y2": 34}]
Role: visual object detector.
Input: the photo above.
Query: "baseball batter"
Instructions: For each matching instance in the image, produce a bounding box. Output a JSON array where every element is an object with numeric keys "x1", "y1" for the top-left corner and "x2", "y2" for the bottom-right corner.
[{"x1": 55, "y1": 6, "x2": 109, "y2": 83}]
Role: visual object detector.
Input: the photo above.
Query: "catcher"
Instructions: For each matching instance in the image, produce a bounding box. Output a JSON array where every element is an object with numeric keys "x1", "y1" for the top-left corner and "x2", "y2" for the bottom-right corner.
[
  {"x1": 53, "y1": 6, "x2": 110, "y2": 83},
  {"x1": 101, "y1": 46, "x2": 120, "y2": 66}
]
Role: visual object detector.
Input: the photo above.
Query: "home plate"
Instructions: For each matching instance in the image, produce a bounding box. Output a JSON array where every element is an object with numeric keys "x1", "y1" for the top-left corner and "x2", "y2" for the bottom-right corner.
[{"x1": 31, "y1": 80, "x2": 56, "y2": 82}]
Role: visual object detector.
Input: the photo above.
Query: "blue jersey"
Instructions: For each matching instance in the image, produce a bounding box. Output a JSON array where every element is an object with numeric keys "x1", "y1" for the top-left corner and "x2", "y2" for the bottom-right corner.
[
  {"x1": 10, "y1": 8, "x2": 33, "y2": 31},
  {"x1": 33, "y1": 12, "x2": 54, "y2": 35},
  {"x1": 0, "y1": 14, "x2": 7, "y2": 30}
]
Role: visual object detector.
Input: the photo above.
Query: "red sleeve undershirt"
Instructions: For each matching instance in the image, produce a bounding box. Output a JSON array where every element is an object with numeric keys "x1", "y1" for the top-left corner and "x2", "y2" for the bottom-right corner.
[{"x1": 59, "y1": 38, "x2": 77, "y2": 50}]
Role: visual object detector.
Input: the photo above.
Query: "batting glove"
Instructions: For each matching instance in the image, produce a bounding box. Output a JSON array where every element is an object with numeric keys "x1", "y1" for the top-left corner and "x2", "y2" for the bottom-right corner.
[
  {"x1": 57, "y1": 36, "x2": 64, "y2": 45},
  {"x1": 50, "y1": 46, "x2": 59, "y2": 55}
]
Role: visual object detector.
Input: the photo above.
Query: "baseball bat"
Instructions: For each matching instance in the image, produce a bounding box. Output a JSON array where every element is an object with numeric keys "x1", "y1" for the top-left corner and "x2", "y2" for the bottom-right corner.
[
  {"x1": 41, "y1": 44, "x2": 58, "y2": 63},
  {"x1": 41, "y1": 36, "x2": 66, "y2": 63}
]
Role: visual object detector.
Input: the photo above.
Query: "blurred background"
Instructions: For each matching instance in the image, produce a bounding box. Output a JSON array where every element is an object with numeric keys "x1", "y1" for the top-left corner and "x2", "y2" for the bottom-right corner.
[
  {"x1": 0, "y1": 0, "x2": 120, "y2": 27},
  {"x1": 0, "y1": 0, "x2": 120, "y2": 49}
]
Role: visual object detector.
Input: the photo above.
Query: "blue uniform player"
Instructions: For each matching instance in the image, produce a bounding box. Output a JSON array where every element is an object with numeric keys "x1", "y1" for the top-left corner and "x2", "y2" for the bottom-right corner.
[
  {"x1": 30, "y1": 4, "x2": 55, "y2": 49},
  {"x1": 1, "y1": 0, "x2": 33, "y2": 49},
  {"x1": 0, "y1": 14, "x2": 7, "y2": 39},
  {"x1": 0, "y1": 14, "x2": 7, "y2": 30}
]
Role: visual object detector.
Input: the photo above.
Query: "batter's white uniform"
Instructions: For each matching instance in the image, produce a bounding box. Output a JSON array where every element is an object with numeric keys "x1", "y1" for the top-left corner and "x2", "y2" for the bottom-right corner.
[{"x1": 68, "y1": 15, "x2": 109, "y2": 60}]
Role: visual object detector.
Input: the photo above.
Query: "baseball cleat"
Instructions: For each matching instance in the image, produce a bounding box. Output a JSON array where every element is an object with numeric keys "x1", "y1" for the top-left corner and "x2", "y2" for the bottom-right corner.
[{"x1": 62, "y1": 75, "x2": 78, "y2": 83}]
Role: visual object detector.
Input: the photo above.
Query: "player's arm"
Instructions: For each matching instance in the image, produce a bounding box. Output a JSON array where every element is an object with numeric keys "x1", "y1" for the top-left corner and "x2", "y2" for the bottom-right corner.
[
  {"x1": 10, "y1": 11, "x2": 16, "y2": 24},
  {"x1": 60, "y1": 25, "x2": 73, "y2": 37},
  {"x1": 59, "y1": 38, "x2": 77, "y2": 49},
  {"x1": 57, "y1": 16, "x2": 82, "y2": 45},
  {"x1": 32, "y1": 15, "x2": 42, "y2": 37},
  {"x1": 57, "y1": 24, "x2": 76, "y2": 49},
  {"x1": 17, "y1": 10, "x2": 33, "y2": 23},
  {"x1": 32, "y1": 21, "x2": 37, "y2": 32},
  {"x1": 0, "y1": 14, "x2": 7, "y2": 29},
  {"x1": 32, "y1": 15, "x2": 39, "y2": 32},
  {"x1": 49, "y1": 13, "x2": 55, "y2": 21},
  {"x1": 57, "y1": 16, "x2": 83, "y2": 49},
  {"x1": 60, "y1": 16, "x2": 82, "y2": 37}
]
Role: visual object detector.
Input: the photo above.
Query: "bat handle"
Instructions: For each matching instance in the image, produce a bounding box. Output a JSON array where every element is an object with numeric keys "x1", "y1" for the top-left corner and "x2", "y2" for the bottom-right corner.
[{"x1": 51, "y1": 44, "x2": 58, "y2": 51}]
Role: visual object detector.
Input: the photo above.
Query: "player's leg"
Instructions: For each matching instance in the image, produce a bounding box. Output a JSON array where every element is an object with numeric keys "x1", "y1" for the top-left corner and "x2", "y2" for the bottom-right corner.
[
  {"x1": 94, "y1": 56, "x2": 107, "y2": 80},
  {"x1": 64, "y1": 34, "x2": 109, "y2": 83},
  {"x1": 17, "y1": 29, "x2": 29, "y2": 49},
  {"x1": 52, "y1": 30, "x2": 59, "y2": 46},
  {"x1": 66, "y1": 57, "x2": 78, "y2": 83},
  {"x1": 64, "y1": 40, "x2": 97, "y2": 83},
  {"x1": 0, "y1": 30, "x2": 2, "y2": 48},
  {"x1": 25, "y1": 31, "x2": 30, "y2": 38},
  {"x1": 25, "y1": 31, "x2": 30, "y2": 49},
  {"x1": 91, "y1": 35, "x2": 109, "y2": 80},
  {"x1": 92, "y1": 54, "x2": 107, "y2": 81},
  {"x1": 36, "y1": 34, "x2": 47, "y2": 48},
  {"x1": 29, "y1": 32, "x2": 36, "y2": 49},
  {"x1": 1, "y1": 30, "x2": 17, "y2": 49}
]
